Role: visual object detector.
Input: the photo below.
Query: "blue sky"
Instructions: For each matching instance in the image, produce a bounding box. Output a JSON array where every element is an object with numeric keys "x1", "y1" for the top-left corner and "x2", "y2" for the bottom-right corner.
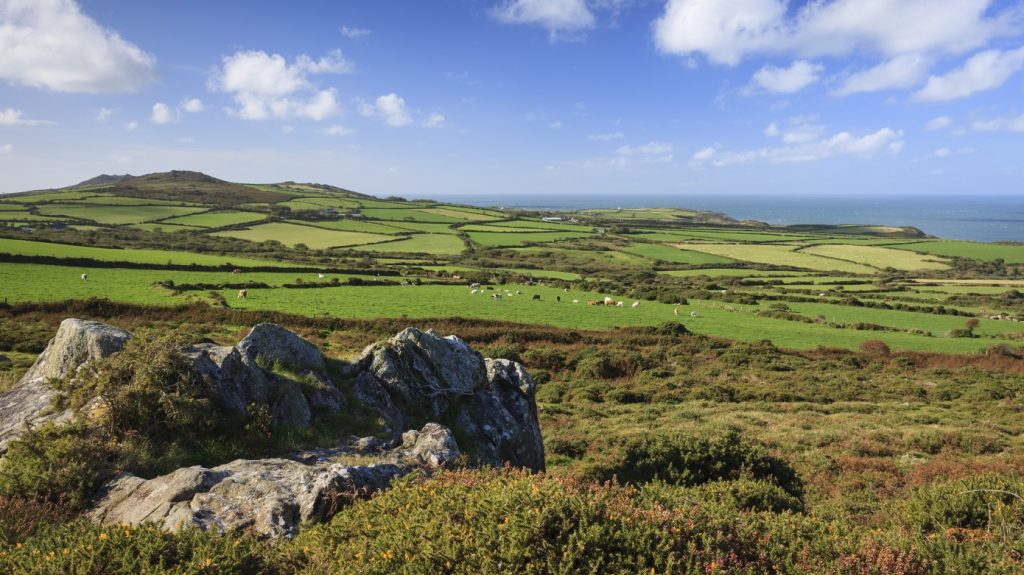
[{"x1": 1, "y1": 0, "x2": 1023, "y2": 197}]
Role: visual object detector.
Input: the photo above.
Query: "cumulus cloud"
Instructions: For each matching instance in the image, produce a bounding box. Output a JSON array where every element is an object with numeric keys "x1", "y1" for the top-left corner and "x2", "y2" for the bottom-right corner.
[
  {"x1": 588, "y1": 132, "x2": 624, "y2": 141},
  {"x1": 0, "y1": 107, "x2": 54, "y2": 125},
  {"x1": 212, "y1": 49, "x2": 351, "y2": 121},
  {"x1": 0, "y1": 143, "x2": 11, "y2": 153},
  {"x1": 492, "y1": 0, "x2": 595, "y2": 39},
  {"x1": 95, "y1": 107, "x2": 115, "y2": 122},
  {"x1": 359, "y1": 93, "x2": 413, "y2": 126},
  {"x1": 0, "y1": 0, "x2": 156, "y2": 93},
  {"x1": 150, "y1": 102, "x2": 177, "y2": 124},
  {"x1": 934, "y1": 147, "x2": 951, "y2": 157},
  {"x1": 831, "y1": 53, "x2": 932, "y2": 96},
  {"x1": 925, "y1": 115, "x2": 953, "y2": 130},
  {"x1": 653, "y1": 0, "x2": 1022, "y2": 101},
  {"x1": 422, "y1": 113, "x2": 445, "y2": 128},
  {"x1": 123, "y1": 121, "x2": 137, "y2": 132},
  {"x1": 339, "y1": 25, "x2": 371, "y2": 39},
  {"x1": 181, "y1": 98, "x2": 204, "y2": 113},
  {"x1": 913, "y1": 46, "x2": 1024, "y2": 101},
  {"x1": 751, "y1": 60, "x2": 823, "y2": 93},
  {"x1": 654, "y1": 0, "x2": 1011, "y2": 65},
  {"x1": 691, "y1": 126, "x2": 904, "y2": 167}
]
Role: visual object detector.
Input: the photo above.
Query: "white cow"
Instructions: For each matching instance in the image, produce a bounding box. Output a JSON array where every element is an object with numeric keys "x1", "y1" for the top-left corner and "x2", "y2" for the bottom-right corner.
[
  {"x1": 603, "y1": 296, "x2": 615, "y2": 306},
  {"x1": 616, "y1": 301, "x2": 624, "y2": 307}
]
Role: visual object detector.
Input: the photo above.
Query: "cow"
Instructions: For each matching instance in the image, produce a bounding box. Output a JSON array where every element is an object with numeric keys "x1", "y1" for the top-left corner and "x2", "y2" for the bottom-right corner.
[
  {"x1": 587, "y1": 300, "x2": 601, "y2": 306},
  {"x1": 632, "y1": 301, "x2": 640, "y2": 308},
  {"x1": 491, "y1": 293, "x2": 502, "y2": 300},
  {"x1": 556, "y1": 295, "x2": 561, "y2": 302},
  {"x1": 532, "y1": 294, "x2": 541, "y2": 301},
  {"x1": 80, "y1": 273, "x2": 88, "y2": 281},
  {"x1": 238, "y1": 289, "x2": 248, "y2": 299},
  {"x1": 616, "y1": 301, "x2": 624, "y2": 307},
  {"x1": 603, "y1": 296, "x2": 615, "y2": 306},
  {"x1": 470, "y1": 282, "x2": 481, "y2": 289}
]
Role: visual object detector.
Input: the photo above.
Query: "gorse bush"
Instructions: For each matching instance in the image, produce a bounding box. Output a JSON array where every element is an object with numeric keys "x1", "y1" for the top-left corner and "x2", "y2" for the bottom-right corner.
[{"x1": 582, "y1": 431, "x2": 804, "y2": 499}]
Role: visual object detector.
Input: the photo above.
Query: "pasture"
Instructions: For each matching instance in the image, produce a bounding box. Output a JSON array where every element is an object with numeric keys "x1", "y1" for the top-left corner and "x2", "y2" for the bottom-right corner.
[
  {"x1": 891, "y1": 240, "x2": 1024, "y2": 263},
  {"x1": 212, "y1": 222, "x2": 394, "y2": 249},
  {"x1": 619, "y1": 243, "x2": 736, "y2": 265},
  {"x1": 349, "y1": 233, "x2": 466, "y2": 255},
  {"x1": 674, "y1": 243, "x2": 877, "y2": 274},
  {"x1": 159, "y1": 210, "x2": 267, "y2": 228},
  {"x1": 0, "y1": 237, "x2": 301, "y2": 267},
  {"x1": 35, "y1": 204, "x2": 207, "y2": 225},
  {"x1": 465, "y1": 230, "x2": 591, "y2": 247},
  {"x1": 800, "y1": 244, "x2": 950, "y2": 271}
]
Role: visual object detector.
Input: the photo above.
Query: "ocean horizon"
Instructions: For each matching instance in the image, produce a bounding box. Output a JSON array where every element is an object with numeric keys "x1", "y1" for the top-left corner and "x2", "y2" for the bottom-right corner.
[{"x1": 419, "y1": 193, "x2": 1024, "y2": 244}]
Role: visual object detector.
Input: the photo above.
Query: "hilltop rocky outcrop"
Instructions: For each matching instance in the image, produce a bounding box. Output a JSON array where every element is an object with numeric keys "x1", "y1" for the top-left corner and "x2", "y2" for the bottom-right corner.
[{"x1": 0, "y1": 319, "x2": 544, "y2": 537}]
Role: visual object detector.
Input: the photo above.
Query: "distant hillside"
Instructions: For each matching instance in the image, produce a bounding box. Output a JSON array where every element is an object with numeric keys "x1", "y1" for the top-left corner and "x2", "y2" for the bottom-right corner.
[
  {"x1": 90, "y1": 170, "x2": 291, "y2": 206},
  {"x1": 70, "y1": 174, "x2": 134, "y2": 187}
]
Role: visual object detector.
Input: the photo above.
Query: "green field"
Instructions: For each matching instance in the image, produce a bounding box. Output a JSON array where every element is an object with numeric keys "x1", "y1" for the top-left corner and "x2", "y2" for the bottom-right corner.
[
  {"x1": 0, "y1": 237, "x2": 300, "y2": 267},
  {"x1": 676, "y1": 243, "x2": 877, "y2": 274},
  {"x1": 359, "y1": 208, "x2": 467, "y2": 223},
  {"x1": 212, "y1": 222, "x2": 394, "y2": 249},
  {"x1": 298, "y1": 219, "x2": 409, "y2": 234},
  {"x1": 159, "y1": 210, "x2": 268, "y2": 228},
  {"x1": 891, "y1": 240, "x2": 1024, "y2": 263},
  {"x1": 35, "y1": 204, "x2": 207, "y2": 225},
  {"x1": 620, "y1": 243, "x2": 736, "y2": 265},
  {"x1": 466, "y1": 230, "x2": 591, "y2": 247},
  {"x1": 350, "y1": 233, "x2": 466, "y2": 255},
  {"x1": 800, "y1": 244, "x2": 950, "y2": 271}
]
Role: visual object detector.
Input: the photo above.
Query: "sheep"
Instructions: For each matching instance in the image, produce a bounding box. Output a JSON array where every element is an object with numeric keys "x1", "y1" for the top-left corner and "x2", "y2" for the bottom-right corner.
[
  {"x1": 616, "y1": 301, "x2": 624, "y2": 307},
  {"x1": 318, "y1": 273, "x2": 325, "y2": 279},
  {"x1": 470, "y1": 282, "x2": 481, "y2": 289},
  {"x1": 238, "y1": 289, "x2": 248, "y2": 299},
  {"x1": 516, "y1": 290, "x2": 523, "y2": 295},
  {"x1": 80, "y1": 273, "x2": 88, "y2": 281},
  {"x1": 572, "y1": 299, "x2": 580, "y2": 304},
  {"x1": 632, "y1": 301, "x2": 640, "y2": 308},
  {"x1": 690, "y1": 311, "x2": 698, "y2": 318},
  {"x1": 491, "y1": 293, "x2": 502, "y2": 300},
  {"x1": 471, "y1": 289, "x2": 479, "y2": 294},
  {"x1": 556, "y1": 295, "x2": 561, "y2": 302},
  {"x1": 533, "y1": 294, "x2": 541, "y2": 301},
  {"x1": 563, "y1": 288, "x2": 569, "y2": 292},
  {"x1": 673, "y1": 307, "x2": 679, "y2": 317}
]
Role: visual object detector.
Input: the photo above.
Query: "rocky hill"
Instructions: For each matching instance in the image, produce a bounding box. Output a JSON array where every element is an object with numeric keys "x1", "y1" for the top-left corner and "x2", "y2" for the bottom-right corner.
[{"x1": 0, "y1": 319, "x2": 544, "y2": 538}]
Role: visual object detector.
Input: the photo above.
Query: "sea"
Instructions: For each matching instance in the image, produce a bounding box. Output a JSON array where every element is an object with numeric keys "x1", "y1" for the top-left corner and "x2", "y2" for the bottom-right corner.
[{"x1": 424, "y1": 194, "x2": 1024, "y2": 243}]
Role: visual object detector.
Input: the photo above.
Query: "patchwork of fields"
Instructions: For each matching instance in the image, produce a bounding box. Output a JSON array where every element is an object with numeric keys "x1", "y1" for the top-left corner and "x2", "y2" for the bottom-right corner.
[{"x1": 1, "y1": 176, "x2": 1022, "y2": 354}]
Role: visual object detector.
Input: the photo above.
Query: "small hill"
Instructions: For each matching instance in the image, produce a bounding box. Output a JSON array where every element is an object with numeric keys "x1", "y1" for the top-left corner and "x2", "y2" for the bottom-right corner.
[
  {"x1": 99, "y1": 170, "x2": 291, "y2": 206},
  {"x1": 70, "y1": 174, "x2": 134, "y2": 187}
]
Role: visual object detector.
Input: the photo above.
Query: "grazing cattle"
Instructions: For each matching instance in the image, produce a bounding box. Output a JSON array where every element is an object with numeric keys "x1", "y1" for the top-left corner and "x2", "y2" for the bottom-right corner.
[
  {"x1": 603, "y1": 296, "x2": 615, "y2": 306},
  {"x1": 556, "y1": 295, "x2": 561, "y2": 302},
  {"x1": 238, "y1": 289, "x2": 248, "y2": 299},
  {"x1": 632, "y1": 301, "x2": 640, "y2": 308},
  {"x1": 491, "y1": 293, "x2": 502, "y2": 300},
  {"x1": 470, "y1": 282, "x2": 481, "y2": 289},
  {"x1": 516, "y1": 290, "x2": 523, "y2": 295},
  {"x1": 587, "y1": 300, "x2": 601, "y2": 306},
  {"x1": 532, "y1": 294, "x2": 541, "y2": 301},
  {"x1": 616, "y1": 301, "x2": 624, "y2": 307},
  {"x1": 80, "y1": 273, "x2": 88, "y2": 281},
  {"x1": 471, "y1": 289, "x2": 479, "y2": 294},
  {"x1": 673, "y1": 307, "x2": 679, "y2": 316},
  {"x1": 690, "y1": 311, "x2": 698, "y2": 318},
  {"x1": 572, "y1": 299, "x2": 580, "y2": 304}
]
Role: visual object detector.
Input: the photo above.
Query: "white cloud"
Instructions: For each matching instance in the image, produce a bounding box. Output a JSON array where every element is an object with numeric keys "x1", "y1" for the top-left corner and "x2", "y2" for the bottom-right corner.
[
  {"x1": 925, "y1": 115, "x2": 953, "y2": 130},
  {"x1": 763, "y1": 122, "x2": 780, "y2": 136},
  {"x1": 0, "y1": 107, "x2": 53, "y2": 125},
  {"x1": 654, "y1": 0, "x2": 1012, "y2": 66},
  {"x1": 181, "y1": 98, "x2": 204, "y2": 113},
  {"x1": 150, "y1": 102, "x2": 177, "y2": 124},
  {"x1": 692, "y1": 126, "x2": 904, "y2": 166},
  {"x1": 934, "y1": 147, "x2": 951, "y2": 157},
  {"x1": 751, "y1": 60, "x2": 823, "y2": 93},
  {"x1": 0, "y1": 0, "x2": 156, "y2": 93},
  {"x1": 971, "y1": 113, "x2": 1024, "y2": 132},
  {"x1": 422, "y1": 113, "x2": 445, "y2": 128},
  {"x1": 691, "y1": 146, "x2": 716, "y2": 161},
  {"x1": 321, "y1": 124, "x2": 353, "y2": 136},
  {"x1": 617, "y1": 141, "x2": 674, "y2": 162},
  {"x1": 0, "y1": 143, "x2": 11, "y2": 153},
  {"x1": 492, "y1": 0, "x2": 595, "y2": 39},
  {"x1": 913, "y1": 46, "x2": 1024, "y2": 101},
  {"x1": 95, "y1": 107, "x2": 115, "y2": 122},
  {"x1": 831, "y1": 53, "x2": 932, "y2": 96},
  {"x1": 339, "y1": 26, "x2": 371, "y2": 39},
  {"x1": 359, "y1": 93, "x2": 413, "y2": 127},
  {"x1": 123, "y1": 121, "x2": 137, "y2": 132},
  {"x1": 549, "y1": 120, "x2": 563, "y2": 129},
  {"x1": 780, "y1": 123, "x2": 824, "y2": 144},
  {"x1": 588, "y1": 131, "x2": 624, "y2": 141},
  {"x1": 212, "y1": 49, "x2": 350, "y2": 120}
]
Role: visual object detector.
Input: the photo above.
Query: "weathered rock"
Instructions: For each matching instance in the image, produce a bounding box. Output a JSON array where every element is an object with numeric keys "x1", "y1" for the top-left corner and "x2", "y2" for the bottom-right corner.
[
  {"x1": 355, "y1": 328, "x2": 545, "y2": 471},
  {"x1": 0, "y1": 318, "x2": 129, "y2": 452},
  {"x1": 91, "y1": 423, "x2": 457, "y2": 538},
  {"x1": 238, "y1": 323, "x2": 326, "y2": 374}
]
